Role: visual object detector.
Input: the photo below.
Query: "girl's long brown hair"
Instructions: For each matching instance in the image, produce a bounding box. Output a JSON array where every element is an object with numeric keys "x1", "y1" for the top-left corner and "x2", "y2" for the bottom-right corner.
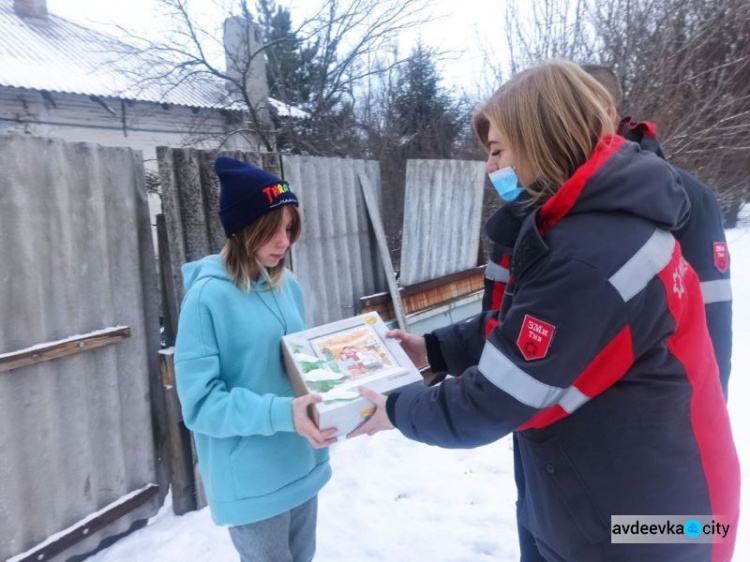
[{"x1": 220, "y1": 205, "x2": 301, "y2": 291}]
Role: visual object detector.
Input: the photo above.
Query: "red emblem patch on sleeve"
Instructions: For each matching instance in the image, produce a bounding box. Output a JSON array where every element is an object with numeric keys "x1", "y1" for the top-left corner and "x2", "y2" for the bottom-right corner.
[
  {"x1": 714, "y1": 242, "x2": 729, "y2": 273},
  {"x1": 517, "y1": 315, "x2": 556, "y2": 361}
]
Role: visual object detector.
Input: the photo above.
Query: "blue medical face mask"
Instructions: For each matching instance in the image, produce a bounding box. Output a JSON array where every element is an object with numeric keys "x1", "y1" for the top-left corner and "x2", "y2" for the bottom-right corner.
[{"x1": 488, "y1": 166, "x2": 524, "y2": 202}]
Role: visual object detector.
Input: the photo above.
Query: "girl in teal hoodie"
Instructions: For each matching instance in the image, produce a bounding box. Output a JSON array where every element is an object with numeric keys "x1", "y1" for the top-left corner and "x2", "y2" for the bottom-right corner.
[{"x1": 175, "y1": 157, "x2": 336, "y2": 562}]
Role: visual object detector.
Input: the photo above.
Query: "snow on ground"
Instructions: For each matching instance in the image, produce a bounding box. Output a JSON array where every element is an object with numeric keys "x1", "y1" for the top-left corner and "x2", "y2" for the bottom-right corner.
[
  {"x1": 90, "y1": 210, "x2": 750, "y2": 562},
  {"x1": 90, "y1": 435, "x2": 520, "y2": 562},
  {"x1": 726, "y1": 207, "x2": 750, "y2": 562}
]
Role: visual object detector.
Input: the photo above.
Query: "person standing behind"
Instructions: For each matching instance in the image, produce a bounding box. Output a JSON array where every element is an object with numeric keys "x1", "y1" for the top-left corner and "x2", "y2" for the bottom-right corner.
[
  {"x1": 175, "y1": 157, "x2": 336, "y2": 562},
  {"x1": 583, "y1": 64, "x2": 733, "y2": 400}
]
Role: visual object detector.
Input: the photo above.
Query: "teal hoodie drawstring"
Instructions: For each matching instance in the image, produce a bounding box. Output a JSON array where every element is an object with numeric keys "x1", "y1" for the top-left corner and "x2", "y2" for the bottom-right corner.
[{"x1": 255, "y1": 288, "x2": 288, "y2": 334}]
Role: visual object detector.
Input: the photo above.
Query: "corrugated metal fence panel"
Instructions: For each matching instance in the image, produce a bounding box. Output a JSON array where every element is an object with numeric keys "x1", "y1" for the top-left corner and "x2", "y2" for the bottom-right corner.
[
  {"x1": 0, "y1": 136, "x2": 164, "y2": 560},
  {"x1": 399, "y1": 159, "x2": 486, "y2": 286},
  {"x1": 283, "y1": 156, "x2": 387, "y2": 326}
]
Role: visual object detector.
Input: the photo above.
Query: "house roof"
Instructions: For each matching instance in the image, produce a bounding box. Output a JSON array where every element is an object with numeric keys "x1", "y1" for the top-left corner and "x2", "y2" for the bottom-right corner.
[
  {"x1": 0, "y1": 0, "x2": 231, "y2": 109},
  {"x1": 267, "y1": 96, "x2": 310, "y2": 119}
]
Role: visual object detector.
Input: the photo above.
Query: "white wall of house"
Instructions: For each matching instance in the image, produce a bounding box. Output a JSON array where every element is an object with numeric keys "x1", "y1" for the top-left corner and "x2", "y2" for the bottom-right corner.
[{"x1": 0, "y1": 86, "x2": 257, "y2": 164}]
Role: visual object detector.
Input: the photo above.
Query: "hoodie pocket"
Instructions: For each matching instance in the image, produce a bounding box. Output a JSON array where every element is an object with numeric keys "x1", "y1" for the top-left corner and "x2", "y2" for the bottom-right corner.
[
  {"x1": 519, "y1": 434, "x2": 609, "y2": 550},
  {"x1": 230, "y1": 433, "x2": 316, "y2": 499}
]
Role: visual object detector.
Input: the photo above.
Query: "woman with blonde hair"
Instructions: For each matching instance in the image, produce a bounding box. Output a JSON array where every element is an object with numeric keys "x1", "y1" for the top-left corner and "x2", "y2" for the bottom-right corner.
[{"x1": 350, "y1": 60, "x2": 739, "y2": 561}]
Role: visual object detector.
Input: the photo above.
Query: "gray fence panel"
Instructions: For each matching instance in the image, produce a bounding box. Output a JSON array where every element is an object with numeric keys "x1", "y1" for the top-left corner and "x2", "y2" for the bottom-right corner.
[
  {"x1": 283, "y1": 156, "x2": 385, "y2": 326},
  {"x1": 399, "y1": 159, "x2": 486, "y2": 286},
  {"x1": 0, "y1": 136, "x2": 164, "y2": 561}
]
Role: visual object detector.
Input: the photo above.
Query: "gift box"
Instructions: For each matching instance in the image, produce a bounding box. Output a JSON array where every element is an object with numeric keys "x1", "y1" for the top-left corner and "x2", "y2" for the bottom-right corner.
[{"x1": 281, "y1": 312, "x2": 423, "y2": 437}]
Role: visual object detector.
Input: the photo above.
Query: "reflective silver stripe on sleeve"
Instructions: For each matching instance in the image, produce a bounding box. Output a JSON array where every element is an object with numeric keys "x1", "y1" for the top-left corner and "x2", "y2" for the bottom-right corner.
[
  {"x1": 558, "y1": 386, "x2": 591, "y2": 414},
  {"x1": 485, "y1": 260, "x2": 510, "y2": 283},
  {"x1": 608, "y1": 228, "x2": 675, "y2": 302},
  {"x1": 478, "y1": 342, "x2": 565, "y2": 409},
  {"x1": 701, "y1": 279, "x2": 733, "y2": 304}
]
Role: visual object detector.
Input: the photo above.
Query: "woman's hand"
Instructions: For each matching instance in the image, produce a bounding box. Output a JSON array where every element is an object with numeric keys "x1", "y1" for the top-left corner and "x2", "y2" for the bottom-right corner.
[
  {"x1": 292, "y1": 395, "x2": 338, "y2": 448},
  {"x1": 386, "y1": 329, "x2": 428, "y2": 368},
  {"x1": 346, "y1": 387, "x2": 394, "y2": 438}
]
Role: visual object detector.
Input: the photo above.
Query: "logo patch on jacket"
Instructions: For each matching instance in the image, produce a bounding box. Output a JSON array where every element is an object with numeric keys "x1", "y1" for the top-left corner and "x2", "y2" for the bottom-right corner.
[
  {"x1": 713, "y1": 242, "x2": 729, "y2": 273},
  {"x1": 517, "y1": 315, "x2": 556, "y2": 361}
]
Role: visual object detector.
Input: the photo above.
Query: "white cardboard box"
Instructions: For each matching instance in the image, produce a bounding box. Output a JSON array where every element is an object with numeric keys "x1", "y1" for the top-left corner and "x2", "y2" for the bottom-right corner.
[{"x1": 281, "y1": 312, "x2": 423, "y2": 437}]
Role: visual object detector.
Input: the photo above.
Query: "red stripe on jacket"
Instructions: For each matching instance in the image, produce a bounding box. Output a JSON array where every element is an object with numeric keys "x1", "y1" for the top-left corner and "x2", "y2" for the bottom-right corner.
[
  {"x1": 491, "y1": 282, "x2": 507, "y2": 311},
  {"x1": 484, "y1": 319, "x2": 499, "y2": 340},
  {"x1": 538, "y1": 135, "x2": 627, "y2": 235},
  {"x1": 656, "y1": 245, "x2": 740, "y2": 561},
  {"x1": 487, "y1": 254, "x2": 512, "y2": 339},
  {"x1": 518, "y1": 326, "x2": 634, "y2": 430}
]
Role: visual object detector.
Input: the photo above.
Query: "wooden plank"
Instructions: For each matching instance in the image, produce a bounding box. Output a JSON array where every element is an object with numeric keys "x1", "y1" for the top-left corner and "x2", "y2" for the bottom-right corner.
[
  {"x1": 157, "y1": 214, "x2": 179, "y2": 348},
  {"x1": 8, "y1": 484, "x2": 158, "y2": 562},
  {"x1": 401, "y1": 266, "x2": 485, "y2": 297},
  {"x1": 159, "y1": 349, "x2": 197, "y2": 515},
  {"x1": 360, "y1": 267, "x2": 485, "y2": 320},
  {"x1": 158, "y1": 146, "x2": 188, "y2": 310},
  {"x1": 197, "y1": 151, "x2": 228, "y2": 255},
  {"x1": 0, "y1": 327, "x2": 131, "y2": 374},
  {"x1": 358, "y1": 173, "x2": 408, "y2": 331},
  {"x1": 159, "y1": 348, "x2": 178, "y2": 408},
  {"x1": 361, "y1": 266, "x2": 486, "y2": 307}
]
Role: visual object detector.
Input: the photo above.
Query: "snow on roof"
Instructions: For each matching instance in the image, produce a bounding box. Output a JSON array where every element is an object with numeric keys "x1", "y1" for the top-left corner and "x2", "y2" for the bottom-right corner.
[
  {"x1": 0, "y1": 0, "x2": 231, "y2": 109},
  {"x1": 267, "y1": 96, "x2": 309, "y2": 119}
]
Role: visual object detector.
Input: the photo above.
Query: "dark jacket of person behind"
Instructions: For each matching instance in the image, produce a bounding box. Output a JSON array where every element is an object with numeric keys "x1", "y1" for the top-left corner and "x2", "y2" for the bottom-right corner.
[
  {"x1": 580, "y1": 64, "x2": 732, "y2": 399},
  {"x1": 618, "y1": 117, "x2": 733, "y2": 398}
]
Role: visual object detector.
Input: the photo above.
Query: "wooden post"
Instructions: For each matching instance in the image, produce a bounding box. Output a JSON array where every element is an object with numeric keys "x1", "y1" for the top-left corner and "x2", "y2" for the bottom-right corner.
[
  {"x1": 194, "y1": 446, "x2": 208, "y2": 510},
  {"x1": 159, "y1": 349, "x2": 196, "y2": 515},
  {"x1": 157, "y1": 214, "x2": 179, "y2": 348},
  {"x1": 358, "y1": 173, "x2": 408, "y2": 331}
]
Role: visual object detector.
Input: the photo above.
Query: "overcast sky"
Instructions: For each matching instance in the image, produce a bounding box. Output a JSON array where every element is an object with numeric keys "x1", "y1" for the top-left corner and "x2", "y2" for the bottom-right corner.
[{"x1": 46, "y1": 0, "x2": 511, "y2": 99}]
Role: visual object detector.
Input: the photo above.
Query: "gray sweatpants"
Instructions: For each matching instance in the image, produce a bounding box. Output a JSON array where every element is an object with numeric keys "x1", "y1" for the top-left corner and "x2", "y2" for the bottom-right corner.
[{"x1": 227, "y1": 496, "x2": 318, "y2": 562}]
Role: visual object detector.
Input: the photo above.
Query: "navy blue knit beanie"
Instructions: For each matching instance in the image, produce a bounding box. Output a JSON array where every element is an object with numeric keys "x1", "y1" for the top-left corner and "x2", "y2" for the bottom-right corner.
[{"x1": 215, "y1": 156, "x2": 299, "y2": 237}]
